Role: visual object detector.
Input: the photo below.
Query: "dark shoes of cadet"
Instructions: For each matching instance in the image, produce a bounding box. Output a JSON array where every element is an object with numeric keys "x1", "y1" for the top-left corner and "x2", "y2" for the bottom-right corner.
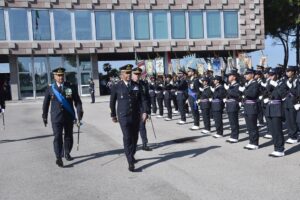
[
  {"x1": 56, "y1": 158, "x2": 64, "y2": 168},
  {"x1": 142, "y1": 144, "x2": 152, "y2": 151},
  {"x1": 128, "y1": 163, "x2": 135, "y2": 172},
  {"x1": 65, "y1": 154, "x2": 74, "y2": 161}
]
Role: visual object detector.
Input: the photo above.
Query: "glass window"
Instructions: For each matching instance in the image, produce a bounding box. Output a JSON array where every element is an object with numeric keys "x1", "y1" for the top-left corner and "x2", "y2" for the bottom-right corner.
[
  {"x1": 95, "y1": 11, "x2": 112, "y2": 40},
  {"x1": 153, "y1": 11, "x2": 168, "y2": 39},
  {"x1": 79, "y1": 55, "x2": 91, "y2": 71},
  {"x1": 75, "y1": 10, "x2": 92, "y2": 40},
  {"x1": 171, "y1": 11, "x2": 186, "y2": 39},
  {"x1": 32, "y1": 10, "x2": 51, "y2": 40},
  {"x1": 33, "y1": 57, "x2": 49, "y2": 96},
  {"x1": 189, "y1": 11, "x2": 204, "y2": 39},
  {"x1": 134, "y1": 11, "x2": 149, "y2": 40},
  {"x1": 63, "y1": 55, "x2": 78, "y2": 84},
  {"x1": 53, "y1": 10, "x2": 72, "y2": 40},
  {"x1": 224, "y1": 11, "x2": 238, "y2": 38},
  {"x1": 0, "y1": 9, "x2": 5, "y2": 40},
  {"x1": 115, "y1": 12, "x2": 131, "y2": 40},
  {"x1": 18, "y1": 57, "x2": 33, "y2": 98},
  {"x1": 207, "y1": 11, "x2": 221, "y2": 38},
  {"x1": 9, "y1": 9, "x2": 29, "y2": 40}
]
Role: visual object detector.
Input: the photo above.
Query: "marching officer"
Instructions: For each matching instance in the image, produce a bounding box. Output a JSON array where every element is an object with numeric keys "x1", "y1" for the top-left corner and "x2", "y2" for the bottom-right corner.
[
  {"x1": 155, "y1": 76, "x2": 164, "y2": 118},
  {"x1": 171, "y1": 74, "x2": 179, "y2": 114},
  {"x1": 42, "y1": 67, "x2": 83, "y2": 167},
  {"x1": 224, "y1": 69, "x2": 242, "y2": 143},
  {"x1": 211, "y1": 75, "x2": 226, "y2": 138},
  {"x1": 254, "y1": 70, "x2": 265, "y2": 126},
  {"x1": 131, "y1": 67, "x2": 152, "y2": 151},
  {"x1": 89, "y1": 78, "x2": 95, "y2": 103},
  {"x1": 283, "y1": 66, "x2": 299, "y2": 144},
  {"x1": 187, "y1": 67, "x2": 201, "y2": 130},
  {"x1": 176, "y1": 69, "x2": 188, "y2": 125},
  {"x1": 264, "y1": 68, "x2": 285, "y2": 157},
  {"x1": 0, "y1": 81, "x2": 5, "y2": 114},
  {"x1": 199, "y1": 77, "x2": 213, "y2": 134},
  {"x1": 110, "y1": 64, "x2": 147, "y2": 172},
  {"x1": 164, "y1": 74, "x2": 173, "y2": 121},
  {"x1": 149, "y1": 76, "x2": 157, "y2": 115},
  {"x1": 239, "y1": 69, "x2": 260, "y2": 150}
]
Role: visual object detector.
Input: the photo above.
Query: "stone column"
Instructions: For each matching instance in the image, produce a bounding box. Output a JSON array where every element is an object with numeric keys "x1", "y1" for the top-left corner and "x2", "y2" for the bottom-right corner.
[
  {"x1": 9, "y1": 55, "x2": 20, "y2": 100},
  {"x1": 91, "y1": 54, "x2": 100, "y2": 96}
]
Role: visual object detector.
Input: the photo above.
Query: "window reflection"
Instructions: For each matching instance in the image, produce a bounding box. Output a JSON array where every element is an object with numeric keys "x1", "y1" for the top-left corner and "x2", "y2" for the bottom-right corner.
[
  {"x1": 0, "y1": 9, "x2": 5, "y2": 40},
  {"x1": 171, "y1": 11, "x2": 186, "y2": 39},
  {"x1": 115, "y1": 12, "x2": 131, "y2": 40},
  {"x1": 32, "y1": 10, "x2": 51, "y2": 40},
  {"x1": 95, "y1": 11, "x2": 112, "y2": 40},
  {"x1": 207, "y1": 11, "x2": 221, "y2": 38},
  {"x1": 189, "y1": 11, "x2": 204, "y2": 39},
  {"x1": 75, "y1": 10, "x2": 92, "y2": 40},
  {"x1": 153, "y1": 11, "x2": 168, "y2": 39},
  {"x1": 53, "y1": 10, "x2": 72, "y2": 40},
  {"x1": 224, "y1": 11, "x2": 238, "y2": 38},
  {"x1": 134, "y1": 11, "x2": 149, "y2": 40},
  {"x1": 9, "y1": 9, "x2": 29, "y2": 40}
]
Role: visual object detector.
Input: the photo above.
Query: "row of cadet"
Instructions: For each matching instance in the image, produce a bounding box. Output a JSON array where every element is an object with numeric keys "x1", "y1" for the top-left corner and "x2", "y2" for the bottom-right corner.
[{"x1": 130, "y1": 65, "x2": 300, "y2": 158}]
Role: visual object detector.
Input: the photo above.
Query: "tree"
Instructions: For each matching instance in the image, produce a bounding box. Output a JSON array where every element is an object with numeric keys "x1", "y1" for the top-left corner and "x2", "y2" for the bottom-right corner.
[
  {"x1": 264, "y1": 0, "x2": 299, "y2": 67},
  {"x1": 103, "y1": 63, "x2": 111, "y2": 74}
]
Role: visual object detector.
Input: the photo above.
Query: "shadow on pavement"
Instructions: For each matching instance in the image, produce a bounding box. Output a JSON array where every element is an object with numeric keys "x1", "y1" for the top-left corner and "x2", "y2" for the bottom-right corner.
[{"x1": 0, "y1": 134, "x2": 53, "y2": 144}]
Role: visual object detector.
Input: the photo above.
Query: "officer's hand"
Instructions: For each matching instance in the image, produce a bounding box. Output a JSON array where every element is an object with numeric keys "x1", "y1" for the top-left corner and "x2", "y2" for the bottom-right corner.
[
  {"x1": 43, "y1": 118, "x2": 47, "y2": 127},
  {"x1": 112, "y1": 117, "x2": 118, "y2": 123},
  {"x1": 142, "y1": 113, "x2": 147, "y2": 122},
  {"x1": 294, "y1": 104, "x2": 300, "y2": 111},
  {"x1": 1, "y1": 109, "x2": 4, "y2": 113}
]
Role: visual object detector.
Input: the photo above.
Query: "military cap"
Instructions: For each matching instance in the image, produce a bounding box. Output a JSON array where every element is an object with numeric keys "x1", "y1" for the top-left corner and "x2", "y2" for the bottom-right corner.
[
  {"x1": 213, "y1": 75, "x2": 222, "y2": 82},
  {"x1": 201, "y1": 76, "x2": 210, "y2": 82},
  {"x1": 256, "y1": 65, "x2": 264, "y2": 71},
  {"x1": 263, "y1": 67, "x2": 270, "y2": 74},
  {"x1": 268, "y1": 68, "x2": 277, "y2": 76},
  {"x1": 244, "y1": 68, "x2": 255, "y2": 75},
  {"x1": 178, "y1": 68, "x2": 187, "y2": 75},
  {"x1": 52, "y1": 67, "x2": 65, "y2": 75},
  {"x1": 286, "y1": 65, "x2": 298, "y2": 72},
  {"x1": 165, "y1": 74, "x2": 172, "y2": 79},
  {"x1": 227, "y1": 69, "x2": 238, "y2": 77},
  {"x1": 132, "y1": 67, "x2": 142, "y2": 74},
  {"x1": 187, "y1": 66, "x2": 197, "y2": 72},
  {"x1": 120, "y1": 64, "x2": 133, "y2": 72},
  {"x1": 255, "y1": 70, "x2": 263, "y2": 76}
]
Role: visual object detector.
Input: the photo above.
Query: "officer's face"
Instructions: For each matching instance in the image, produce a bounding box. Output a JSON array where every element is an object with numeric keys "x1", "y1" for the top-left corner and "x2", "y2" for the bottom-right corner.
[
  {"x1": 54, "y1": 74, "x2": 64, "y2": 84},
  {"x1": 121, "y1": 71, "x2": 131, "y2": 81},
  {"x1": 188, "y1": 70, "x2": 194, "y2": 77},
  {"x1": 131, "y1": 73, "x2": 140, "y2": 82},
  {"x1": 286, "y1": 71, "x2": 295, "y2": 78},
  {"x1": 245, "y1": 73, "x2": 254, "y2": 81},
  {"x1": 228, "y1": 75, "x2": 236, "y2": 83}
]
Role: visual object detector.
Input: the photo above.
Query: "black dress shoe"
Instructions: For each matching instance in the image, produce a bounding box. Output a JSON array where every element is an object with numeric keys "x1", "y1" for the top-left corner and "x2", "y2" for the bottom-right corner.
[
  {"x1": 56, "y1": 158, "x2": 64, "y2": 167},
  {"x1": 65, "y1": 154, "x2": 74, "y2": 161},
  {"x1": 133, "y1": 158, "x2": 138, "y2": 164},
  {"x1": 142, "y1": 144, "x2": 152, "y2": 151},
  {"x1": 128, "y1": 163, "x2": 135, "y2": 172}
]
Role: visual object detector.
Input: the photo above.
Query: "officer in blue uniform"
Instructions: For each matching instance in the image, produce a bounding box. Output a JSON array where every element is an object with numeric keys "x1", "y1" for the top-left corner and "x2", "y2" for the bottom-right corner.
[
  {"x1": 155, "y1": 76, "x2": 164, "y2": 118},
  {"x1": 110, "y1": 64, "x2": 147, "y2": 172},
  {"x1": 264, "y1": 68, "x2": 285, "y2": 157},
  {"x1": 131, "y1": 67, "x2": 151, "y2": 151},
  {"x1": 0, "y1": 82, "x2": 5, "y2": 113},
  {"x1": 199, "y1": 77, "x2": 213, "y2": 134},
  {"x1": 163, "y1": 74, "x2": 173, "y2": 121},
  {"x1": 225, "y1": 69, "x2": 242, "y2": 143},
  {"x1": 255, "y1": 70, "x2": 265, "y2": 126},
  {"x1": 176, "y1": 69, "x2": 188, "y2": 125},
  {"x1": 148, "y1": 76, "x2": 157, "y2": 115},
  {"x1": 211, "y1": 75, "x2": 226, "y2": 138},
  {"x1": 283, "y1": 66, "x2": 299, "y2": 144},
  {"x1": 187, "y1": 67, "x2": 201, "y2": 130},
  {"x1": 239, "y1": 68, "x2": 260, "y2": 150},
  {"x1": 42, "y1": 67, "x2": 83, "y2": 167}
]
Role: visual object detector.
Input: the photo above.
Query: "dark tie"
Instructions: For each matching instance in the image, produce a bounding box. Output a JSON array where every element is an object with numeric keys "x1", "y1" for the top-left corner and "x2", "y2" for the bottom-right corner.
[{"x1": 58, "y1": 85, "x2": 62, "y2": 93}]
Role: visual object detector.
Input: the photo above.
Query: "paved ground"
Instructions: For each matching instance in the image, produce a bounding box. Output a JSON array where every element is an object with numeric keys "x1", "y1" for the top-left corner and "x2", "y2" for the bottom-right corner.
[{"x1": 0, "y1": 96, "x2": 300, "y2": 200}]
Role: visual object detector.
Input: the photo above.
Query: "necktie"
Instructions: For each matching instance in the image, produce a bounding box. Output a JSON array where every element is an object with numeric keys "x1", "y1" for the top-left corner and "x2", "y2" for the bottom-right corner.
[{"x1": 58, "y1": 85, "x2": 62, "y2": 93}]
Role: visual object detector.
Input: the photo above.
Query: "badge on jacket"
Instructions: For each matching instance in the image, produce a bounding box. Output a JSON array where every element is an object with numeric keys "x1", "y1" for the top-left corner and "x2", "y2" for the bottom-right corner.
[{"x1": 65, "y1": 88, "x2": 72, "y2": 98}]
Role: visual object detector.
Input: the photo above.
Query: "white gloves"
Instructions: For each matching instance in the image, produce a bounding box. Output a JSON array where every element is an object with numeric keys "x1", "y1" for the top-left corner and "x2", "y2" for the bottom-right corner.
[
  {"x1": 263, "y1": 98, "x2": 269, "y2": 104},
  {"x1": 224, "y1": 84, "x2": 229, "y2": 90},
  {"x1": 261, "y1": 82, "x2": 267, "y2": 87},
  {"x1": 199, "y1": 79, "x2": 203, "y2": 84},
  {"x1": 210, "y1": 87, "x2": 215, "y2": 92},
  {"x1": 209, "y1": 98, "x2": 212, "y2": 102},
  {"x1": 223, "y1": 99, "x2": 227, "y2": 103},
  {"x1": 239, "y1": 86, "x2": 245, "y2": 92},
  {"x1": 259, "y1": 96, "x2": 263, "y2": 100},
  {"x1": 1, "y1": 109, "x2": 4, "y2": 113},
  {"x1": 190, "y1": 84, "x2": 194, "y2": 89},
  {"x1": 159, "y1": 84, "x2": 163, "y2": 87},
  {"x1": 294, "y1": 104, "x2": 300, "y2": 111},
  {"x1": 199, "y1": 87, "x2": 204, "y2": 92},
  {"x1": 287, "y1": 80, "x2": 292, "y2": 89},
  {"x1": 163, "y1": 91, "x2": 166, "y2": 95},
  {"x1": 175, "y1": 92, "x2": 178, "y2": 95},
  {"x1": 270, "y1": 80, "x2": 278, "y2": 87},
  {"x1": 239, "y1": 102, "x2": 242, "y2": 107}
]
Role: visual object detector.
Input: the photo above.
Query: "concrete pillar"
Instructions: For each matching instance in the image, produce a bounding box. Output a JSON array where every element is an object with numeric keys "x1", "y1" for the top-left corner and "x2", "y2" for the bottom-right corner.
[
  {"x1": 9, "y1": 55, "x2": 20, "y2": 100},
  {"x1": 91, "y1": 54, "x2": 100, "y2": 96}
]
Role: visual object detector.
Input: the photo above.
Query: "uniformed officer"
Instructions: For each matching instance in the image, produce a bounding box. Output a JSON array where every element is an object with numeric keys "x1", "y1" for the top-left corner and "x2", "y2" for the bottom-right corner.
[
  {"x1": 176, "y1": 69, "x2": 188, "y2": 125},
  {"x1": 89, "y1": 78, "x2": 95, "y2": 103},
  {"x1": 283, "y1": 66, "x2": 299, "y2": 144},
  {"x1": 211, "y1": 75, "x2": 226, "y2": 138},
  {"x1": 42, "y1": 67, "x2": 83, "y2": 167},
  {"x1": 224, "y1": 69, "x2": 242, "y2": 143},
  {"x1": 0, "y1": 81, "x2": 5, "y2": 114},
  {"x1": 239, "y1": 68, "x2": 260, "y2": 150},
  {"x1": 110, "y1": 64, "x2": 147, "y2": 172},
  {"x1": 254, "y1": 70, "x2": 265, "y2": 126},
  {"x1": 264, "y1": 68, "x2": 285, "y2": 157},
  {"x1": 155, "y1": 76, "x2": 164, "y2": 118},
  {"x1": 131, "y1": 67, "x2": 151, "y2": 151},
  {"x1": 149, "y1": 76, "x2": 157, "y2": 115},
  {"x1": 199, "y1": 77, "x2": 213, "y2": 134},
  {"x1": 187, "y1": 67, "x2": 201, "y2": 130},
  {"x1": 164, "y1": 74, "x2": 173, "y2": 121},
  {"x1": 171, "y1": 74, "x2": 179, "y2": 114}
]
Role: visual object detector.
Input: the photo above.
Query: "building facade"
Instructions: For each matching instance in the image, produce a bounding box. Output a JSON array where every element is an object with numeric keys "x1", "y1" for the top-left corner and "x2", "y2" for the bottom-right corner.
[{"x1": 0, "y1": 0, "x2": 264, "y2": 100}]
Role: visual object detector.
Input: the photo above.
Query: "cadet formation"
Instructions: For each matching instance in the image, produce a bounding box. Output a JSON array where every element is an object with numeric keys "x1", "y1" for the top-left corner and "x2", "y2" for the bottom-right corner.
[{"x1": 11, "y1": 63, "x2": 294, "y2": 172}]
